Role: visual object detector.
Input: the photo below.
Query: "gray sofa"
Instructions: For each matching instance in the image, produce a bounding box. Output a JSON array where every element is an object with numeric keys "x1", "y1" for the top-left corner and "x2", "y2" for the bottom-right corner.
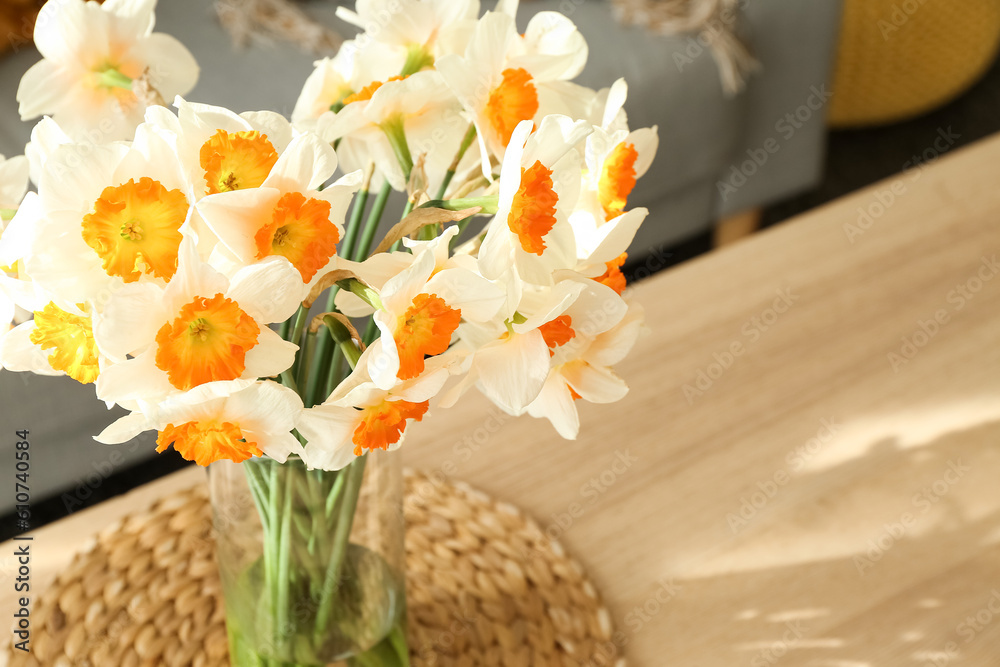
[{"x1": 0, "y1": 0, "x2": 841, "y2": 512}]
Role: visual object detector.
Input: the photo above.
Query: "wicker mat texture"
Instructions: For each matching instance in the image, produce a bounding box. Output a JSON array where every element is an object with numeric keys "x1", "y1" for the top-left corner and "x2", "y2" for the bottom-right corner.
[{"x1": 6, "y1": 470, "x2": 622, "y2": 667}]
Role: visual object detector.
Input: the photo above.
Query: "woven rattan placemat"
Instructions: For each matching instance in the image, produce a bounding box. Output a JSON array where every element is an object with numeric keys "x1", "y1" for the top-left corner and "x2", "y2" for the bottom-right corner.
[{"x1": 6, "y1": 470, "x2": 622, "y2": 666}]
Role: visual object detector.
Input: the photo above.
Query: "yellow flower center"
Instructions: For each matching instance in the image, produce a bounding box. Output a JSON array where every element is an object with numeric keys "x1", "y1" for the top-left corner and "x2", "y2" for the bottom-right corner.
[
  {"x1": 342, "y1": 76, "x2": 407, "y2": 105},
  {"x1": 154, "y1": 293, "x2": 260, "y2": 391},
  {"x1": 508, "y1": 160, "x2": 559, "y2": 255},
  {"x1": 394, "y1": 293, "x2": 462, "y2": 380},
  {"x1": 254, "y1": 192, "x2": 339, "y2": 282},
  {"x1": 598, "y1": 142, "x2": 638, "y2": 220},
  {"x1": 157, "y1": 420, "x2": 262, "y2": 466},
  {"x1": 29, "y1": 303, "x2": 100, "y2": 384},
  {"x1": 81, "y1": 177, "x2": 188, "y2": 283},
  {"x1": 352, "y1": 399, "x2": 429, "y2": 456},
  {"x1": 538, "y1": 315, "x2": 576, "y2": 357},
  {"x1": 200, "y1": 130, "x2": 278, "y2": 195},
  {"x1": 486, "y1": 68, "x2": 539, "y2": 147}
]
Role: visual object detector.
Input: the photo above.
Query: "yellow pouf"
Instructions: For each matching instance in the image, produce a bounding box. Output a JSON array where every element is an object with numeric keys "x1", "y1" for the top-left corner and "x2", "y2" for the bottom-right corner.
[{"x1": 829, "y1": 0, "x2": 1000, "y2": 128}]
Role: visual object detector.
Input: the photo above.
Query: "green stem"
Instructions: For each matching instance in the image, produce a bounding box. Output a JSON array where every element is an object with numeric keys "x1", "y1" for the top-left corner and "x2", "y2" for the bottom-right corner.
[
  {"x1": 295, "y1": 330, "x2": 316, "y2": 399},
  {"x1": 400, "y1": 44, "x2": 434, "y2": 76},
  {"x1": 290, "y1": 306, "x2": 309, "y2": 353},
  {"x1": 341, "y1": 186, "x2": 370, "y2": 262},
  {"x1": 325, "y1": 471, "x2": 347, "y2": 520},
  {"x1": 418, "y1": 196, "x2": 499, "y2": 216},
  {"x1": 313, "y1": 456, "x2": 368, "y2": 643},
  {"x1": 275, "y1": 467, "x2": 295, "y2": 653},
  {"x1": 338, "y1": 278, "x2": 383, "y2": 310},
  {"x1": 0, "y1": 208, "x2": 16, "y2": 222},
  {"x1": 304, "y1": 331, "x2": 334, "y2": 409},
  {"x1": 435, "y1": 124, "x2": 477, "y2": 200},
  {"x1": 380, "y1": 118, "x2": 413, "y2": 183},
  {"x1": 267, "y1": 463, "x2": 281, "y2": 638},
  {"x1": 279, "y1": 369, "x2": 298, "y2": 393},
  {"x1": 244, "y1": 464, "x2": 272, "y2": 535},
  {"x1": 320, "y1": 315, "x2": 363, "y2": 369},
  {"x1": 353, "y1": 181, "x2": 393, "y2": 262}
]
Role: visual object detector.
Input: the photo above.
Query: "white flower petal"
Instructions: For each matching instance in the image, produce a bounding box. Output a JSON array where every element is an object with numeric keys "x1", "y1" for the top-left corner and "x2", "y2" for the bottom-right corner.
[
  {"x1": 244, "y1": 326, "x2": 299, "y2": 380},
  {"x1": 0, "y1": 156, "x2": 29, "y2": 210},
  {"x1": 366, "y1": 323, "x2": 400, "y2": 391},
  {"x1": 33, "y1": 0, "x2": 97, "y2": 64},
  {"x1": 0, "y1": 322, "x2": 63, "y2": 376},
  {"x1": 92, "y1": 281, "x2": 168, "y2": 361},
  {"x1": 0, "y1": 193, "x2": 41, "y2": 267},
  {"x1": 137, "y1": 33, "x2": 200, "y2": 100},
  {"x1": 229, "y1": 381, "x2": 304, "y2": 434},
  {"x1": 95, "y1": 349, "x2": 173, "y2": 404},
  {"x1": 228, "y1": 257, "x2": 308, "y2": 324},
  {"x1": 526, "y1": 372, "x2": 580, "y2": 439},
  {"x1": 298, "y1": 404, "x2": 360, "y2": 471},
  {"x1": 253, "y1": 430, "x2": 304, "y2": 464},
  {"x1": 474, "y1": 329, "x2": 549, "y2": 413},
  {"x1": 241, "y1": 111, "x2": 293, "y2": 152},
  {"x1": 425, "y1": 268, "x2": 504, "y2": 321},
  {"x1": 264, "y1": 133, "x2": 339, "y2": 193},
  {"x1": 95, "y1": 412, "x2": 152, "y2": 445},
  {"x1": 563, "y1": 361, "x2": 628, "y2": 404},
  {"x1": 197, "y1": 187, "x2": 280, "y2": 264}
]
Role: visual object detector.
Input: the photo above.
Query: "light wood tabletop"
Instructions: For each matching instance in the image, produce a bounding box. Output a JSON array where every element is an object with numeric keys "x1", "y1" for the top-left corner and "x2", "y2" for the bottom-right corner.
[{"x1": 5, "y1": 132, "x2": 1000, "y2": 666}]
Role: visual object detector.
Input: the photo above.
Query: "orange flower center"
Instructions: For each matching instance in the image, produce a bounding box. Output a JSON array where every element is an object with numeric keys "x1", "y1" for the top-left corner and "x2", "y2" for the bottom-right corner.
[
  {"x1": 598, "y1": 142, "x2": 638, "y2": 220},
  {"x1": 342, "y1": 76, "x2": 407, "y2": 105},
  {"x1": 81, "y1": 177, "x2": 187, "y2": 283},
  {"x1": 486, "y1": 68, "x2": 539, "y2": 147},
  {"x1": 508, "y1": 160, "x2": 559, "y2": 255},
  {"x1": 200, "y1": 130, "x2": 278, "y2": 195},
  {"x1": 596, "y1": 253, "x2": 627, "y2": 295},
  {"x1": 352, "y1": 399, "x2": 429, "y2": 456},
  {"x1": 154, "y1": 293, "x2": 260, "y2": 391},
  {"x1": 394, "y1": 293, "x2": 461, "y2": 380},
  {"x1": 254, "y1": 192, "x2": 338, "y2": 282},
  {"x1": 156, "y1": 420, "x2": 262, "y2": 467},
  {"x1": 29, "y1": 303, "x2": 100, "y2": 384},
  {"x1": 538, "y1": 315, "x2": 575, "y2": 357}
]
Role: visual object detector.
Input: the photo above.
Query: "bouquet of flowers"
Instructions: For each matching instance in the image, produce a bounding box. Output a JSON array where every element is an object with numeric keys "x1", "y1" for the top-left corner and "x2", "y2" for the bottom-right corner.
[{"x1": 0, "y1": 0, "x2": 656, "y2": 663}]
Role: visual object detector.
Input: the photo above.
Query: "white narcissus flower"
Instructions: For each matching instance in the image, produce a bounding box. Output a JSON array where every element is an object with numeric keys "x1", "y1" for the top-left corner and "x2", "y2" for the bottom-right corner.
[
  {"x1": 479, "y1": 116, "x2": 591, "y2": 286},
  {"x1": 93, "y1": 237, "x2": 302, "y2": 406},
  {"x1": 524, "y1": 274, "x2": 635, "y2": 439},
  {"x1": 297, "y1": 350, "x2": 452, "y2": 471},
  {"x1": 96, "y1": 380, "x2": 305, "y2": 465},
  {"x1": 570, "y1": 80, "x2": 657, "y2": 284},
  {"x1": 17, "y1": 0, "x2": 199, "y2": 142},
  {"x1": 292, "y1": 48, "x2": 362, "y2": 128},
  {"x1": 336, "y1": 0, "x2": 480, "y2": 67},
  {"x1": 364, "y1": 240, "x2": 504, "y2": 390},
  {"x1": 21, "y1": 123, "x2": 196, "y2": 308},
  {"x1": 439, "y1": 277, "x2": 586, "y2": 414},
  {"x1": 144, "y1": 98, "x2": 294, "y2": 202},
  {"x1": 436, "y1": 10, "x2": 590, "y2": 172},
  {"x1": 317, "y1": 71, "x2": 471, "y2": 192},
  {"x1": 0, "y1": 300, "x2": 101, "y2": 382},
  {"x1": 196, "y1": 131, "x2": 362, "y2": 286}
]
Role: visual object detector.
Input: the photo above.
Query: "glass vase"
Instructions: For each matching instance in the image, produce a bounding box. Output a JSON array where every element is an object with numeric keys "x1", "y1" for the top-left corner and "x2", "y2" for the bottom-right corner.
[{"x1": 209, "y1": 451, "x2": 408, "y2": 666}]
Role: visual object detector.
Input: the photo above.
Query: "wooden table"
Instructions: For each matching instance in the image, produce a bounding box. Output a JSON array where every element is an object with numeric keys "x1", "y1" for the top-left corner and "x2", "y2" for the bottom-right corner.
[{"x1": 6, "y1": 133, "x2": 1000, "y2": 666}]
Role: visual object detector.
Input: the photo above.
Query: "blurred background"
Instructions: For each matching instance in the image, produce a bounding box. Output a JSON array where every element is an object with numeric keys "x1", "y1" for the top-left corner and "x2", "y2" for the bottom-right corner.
[{"x1": 1, "y1": 0, "x2": 999, "y2": 537}]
